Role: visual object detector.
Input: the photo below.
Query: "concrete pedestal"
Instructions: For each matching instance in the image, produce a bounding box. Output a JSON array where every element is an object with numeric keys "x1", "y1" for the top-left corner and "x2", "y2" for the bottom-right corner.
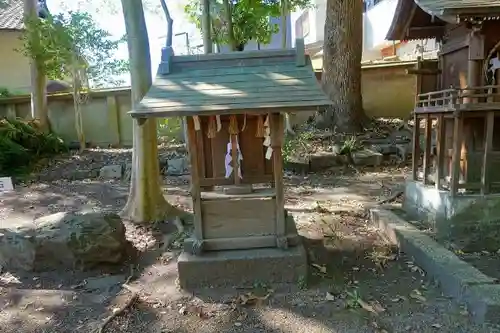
[
  {"x1": 403, "y1": 180, "x2": 500, "y2": 236},
  {"x1": 177, "y1": 245, "x2": 307, "y2": 289}
]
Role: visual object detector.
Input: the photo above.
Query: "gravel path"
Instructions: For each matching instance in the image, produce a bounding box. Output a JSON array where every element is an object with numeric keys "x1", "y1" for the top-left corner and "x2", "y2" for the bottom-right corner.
[{"x1": 1, "y1": 152, "x2": 499, "y2": 333}]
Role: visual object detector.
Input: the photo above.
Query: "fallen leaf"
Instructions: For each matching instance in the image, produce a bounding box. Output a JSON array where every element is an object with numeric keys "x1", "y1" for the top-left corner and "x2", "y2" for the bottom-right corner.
[
  {"x1": 409, "y1": 289, "x2": 426, "y2": 302},
  {"x1": 431, "y1": 323, "x2": 442, "y2": 328},
  {"x1": 311, "y1": 263, "x2": 327, "y2": 274},
  {"x1": 234, "y1": 322, "x2": 242, "y2": 327},
  {"x1": 357, "y1": 299, "x2": 378, "y2": 314},
  {"x1": 325, "y1": 292, "x2": 335, "y2": 301}
]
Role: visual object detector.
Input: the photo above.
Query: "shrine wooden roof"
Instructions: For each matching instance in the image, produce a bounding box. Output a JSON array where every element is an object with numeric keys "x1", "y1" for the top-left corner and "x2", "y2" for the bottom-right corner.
[
  {"x1": 130, "y1": 40, "x2": 331, "y2": 118},
  {"x1": 386, "y1": 0, "x2": 500, "y2": 41}
]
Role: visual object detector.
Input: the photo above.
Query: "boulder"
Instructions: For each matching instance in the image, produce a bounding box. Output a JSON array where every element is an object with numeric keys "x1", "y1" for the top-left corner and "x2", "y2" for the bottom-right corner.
[
  {"x1": 99, "y1": 164, "x2": 122, "y2": 179},
  {"x1": 167, "y1": 157, "x2": 188, "y2": 175},
  {"x1": 0, "y1": 229, "x2": 35, "y2": 271},
  {"x1": 352, "y1": 148, "x2": 383, "y2": 167},
  {"x1": 33, "y1": 212, "x2": 129, "y2": 270}
]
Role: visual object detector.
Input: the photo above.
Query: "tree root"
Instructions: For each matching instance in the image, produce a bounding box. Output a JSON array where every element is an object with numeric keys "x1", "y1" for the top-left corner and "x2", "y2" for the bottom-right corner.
[
  {"x1": 377, "y1": 191, "x2": 403, "y2": 205},
  {"x1": 97, "y1": 291, "x2": 138, "y2": 333}
]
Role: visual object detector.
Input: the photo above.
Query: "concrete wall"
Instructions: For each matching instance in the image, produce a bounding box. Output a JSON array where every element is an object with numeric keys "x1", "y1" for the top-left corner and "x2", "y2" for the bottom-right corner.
[
  {"x1": 0, "y1": 61, "x2": 417, "y2": 147},
  {"x1": 0, "y1": 31, "x2": 31, "y2": 93},
  {"x1": 361, "y1": 62, "x2": 416, "y2": 118},
  {"x1": 312, "y1": 61, "x2": 417, "y2": 119},
  {"x1": 0, "y1": 88, "x2": 134, "y2": 147}
]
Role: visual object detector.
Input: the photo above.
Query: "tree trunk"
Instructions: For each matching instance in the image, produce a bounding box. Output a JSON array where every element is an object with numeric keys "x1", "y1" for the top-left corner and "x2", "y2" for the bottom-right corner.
[
  {"x1": 120, "y1": 0, "x2": 180, "y2": 223},
  {"x1": 317, "y1": 0, "x2": 365, "y2": 133},
  {"x1": 24, "y1": 0, "x2": 49, "y2": 133},
  {"x1": 280, "y1": 0, "x2": 288, "y2": 49},
  {"x1": 202, "y1": 0, "x2": 212, "y2": 53},
  {"x1": 223, "y1": 0, "x2": 235, "y2": 51}
]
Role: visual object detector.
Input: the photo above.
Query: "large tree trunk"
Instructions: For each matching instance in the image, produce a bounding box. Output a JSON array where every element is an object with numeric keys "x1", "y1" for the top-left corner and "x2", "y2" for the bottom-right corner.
[
  {"x1": 317, "y1": 0, "x2": 365, "y2": 133},
  {"x1": 24, "y1": 0, "x2": 49, "y2": 132},
  {"x1": 120, "y1": 0, "x2": 180, "y2": 223}
]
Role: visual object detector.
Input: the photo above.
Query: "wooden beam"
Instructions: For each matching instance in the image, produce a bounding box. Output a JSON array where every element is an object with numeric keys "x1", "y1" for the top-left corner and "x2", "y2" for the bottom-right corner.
[
  {"x1": 422, "y1": 114, "x2": 432, "y2": 185},
  {"x1": 295, "y1": 38, "x2": 306, "y2": 67},
  {"x1": 481, "y1": 112, "x2": 495, "y2": 195},
  {"x1": 408, "y1": 26, "x2": 445, "y2": 38},
  {"x1": 435, "y1": 114, "x2": 446, "y2": 190},
  {"x1": 412, "y1": 114, "x2": 420, "y2": 180},
  {"x1": 450, "y1": 115, "x2": 464, "y2": 196},
  {"x1": 406, "y1": 68, "x2": 441, "y2": 75},
  {"x1": 270, "y1": 113, "x2": 286, "y2": 249},
  {"x1": 187, "y1": 117, "x2": 204, "y2": 242}
]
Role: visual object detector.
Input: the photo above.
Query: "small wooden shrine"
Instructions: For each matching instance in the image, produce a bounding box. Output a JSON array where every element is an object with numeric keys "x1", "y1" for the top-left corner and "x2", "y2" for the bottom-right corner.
[
  {"x1": 387, "y1": 0, "x2": 500, "y2": 196},
  {"x1": 131, "y1": 40, "x2": 331, "y2": 258}
]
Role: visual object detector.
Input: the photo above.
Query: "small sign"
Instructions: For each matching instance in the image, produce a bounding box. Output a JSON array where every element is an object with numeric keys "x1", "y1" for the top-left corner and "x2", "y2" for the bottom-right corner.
[{"x1": 0, "y1": 177, "x2": 14, "y2": 193}]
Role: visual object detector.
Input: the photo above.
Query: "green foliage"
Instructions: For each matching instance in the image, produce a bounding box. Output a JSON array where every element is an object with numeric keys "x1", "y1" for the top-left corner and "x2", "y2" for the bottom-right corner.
[
  {"x1": 0, "y1": 87, "x2": 12, "y2": 98},
  {"x1": 0, "y1": 118, "x2": 67, "y2": 176},
  {"x1": 184, "y1": 0, "x2": 312, "y2": 49},
  {"x1": 19, "y1": 11, "x2": 128, "y2": 88},
  {"x1": 283, "y1": 130, "x2": 314, "y2": 162}
]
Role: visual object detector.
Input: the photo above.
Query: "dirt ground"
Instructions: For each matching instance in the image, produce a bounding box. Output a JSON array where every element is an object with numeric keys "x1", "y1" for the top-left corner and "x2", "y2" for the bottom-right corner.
[{"x1": 1, "y1": 150, "x2": 499, "y2": 333}]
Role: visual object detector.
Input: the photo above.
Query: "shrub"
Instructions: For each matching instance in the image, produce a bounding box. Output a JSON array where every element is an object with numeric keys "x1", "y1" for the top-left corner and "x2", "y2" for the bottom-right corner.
[{"x1": 0, "y1": 118, "x2": 68, "y2": 176}]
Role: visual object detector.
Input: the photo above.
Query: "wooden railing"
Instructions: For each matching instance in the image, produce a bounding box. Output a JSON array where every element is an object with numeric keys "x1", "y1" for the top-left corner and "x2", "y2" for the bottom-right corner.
[{"x1": 415, "y1": 85, "x2": 500, "y2": 113}]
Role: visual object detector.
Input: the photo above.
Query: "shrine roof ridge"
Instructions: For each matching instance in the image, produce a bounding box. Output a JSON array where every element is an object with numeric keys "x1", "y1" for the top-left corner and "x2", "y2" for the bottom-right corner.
[{"x1": 131, "y1": 38, "x2": 332, "y2": 118}]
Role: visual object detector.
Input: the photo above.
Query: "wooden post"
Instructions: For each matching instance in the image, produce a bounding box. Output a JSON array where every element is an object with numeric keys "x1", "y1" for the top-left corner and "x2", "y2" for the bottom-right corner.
[
  {"x1": 106, "y1": 95, "x2": 121, "y2": 146},
  {"x1": 450, "y1": 114, "x2": 464, "y2": 196},
  {"x1": 231, "y1": 134, "x2": 240, "y2": 185},
  {"x1": 270, "y1": 113, "x2": 286, "y2": 249},
  {"x1": 422, "y1": 114, "x2": 432, "y2": 184},
  {"x1": 187, "y1": 117, "x2": 203, "y2": 242},
  {"x1": 412, "y1": 114, "x2": 420, "y2": 180},
  {"x1": 6, "y1": 104, "x2": 16, "y2": 119},
  {"x1": 435, "y1": 114, "x2": 446, "y2": 190},
  {"x1": 481, "y1": 112, "x2": 494, "y2": 195}
]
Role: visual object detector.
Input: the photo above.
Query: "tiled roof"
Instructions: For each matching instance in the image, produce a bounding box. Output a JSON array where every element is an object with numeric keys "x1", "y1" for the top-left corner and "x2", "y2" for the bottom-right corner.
[
  {"x1": 0, "y1": 0, "x2": 24, "y2": 30},
  {"x1": 416, "y1": 0, "x2": 500, "y2": 15}
]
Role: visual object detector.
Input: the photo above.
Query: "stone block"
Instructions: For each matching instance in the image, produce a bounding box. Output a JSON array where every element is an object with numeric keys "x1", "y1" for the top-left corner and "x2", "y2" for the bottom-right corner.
[
  {"x1": 177, "y1": 245, "x2": 308, "y2": 289},
  {"x1": 352, "y1": 148, "x2": 382, "y2": 166},
  {"x1": 99, "y1": 164, "x2": 122, "y2": 179}
]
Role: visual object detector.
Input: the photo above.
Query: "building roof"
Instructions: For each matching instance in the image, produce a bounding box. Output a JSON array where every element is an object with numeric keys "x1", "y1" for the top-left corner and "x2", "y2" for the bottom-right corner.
[
  {"x1": 387, "y1": 0, "x2": 500, "y2": 41},
  {"x1": 416, "y1": 0, "x2": 500, "y2": 16},
  {"x1": 132, "y1": 42, "x2": 332, "y2": 118},
  {"x1": 0, "y1": 0, "x2": 23, "y2": 30}
]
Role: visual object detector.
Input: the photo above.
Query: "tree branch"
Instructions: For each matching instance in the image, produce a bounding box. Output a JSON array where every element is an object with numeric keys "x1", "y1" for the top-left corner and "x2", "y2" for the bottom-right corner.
[{"x1": 159, "y1": 0, "x2": 173, "y2": 48}]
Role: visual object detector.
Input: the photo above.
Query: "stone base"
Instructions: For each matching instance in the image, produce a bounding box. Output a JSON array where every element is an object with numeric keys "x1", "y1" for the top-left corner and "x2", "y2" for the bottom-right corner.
[
  {"x1": 177, "y1": 245, "x2": 308, "y2": 289},
  {"x1": 404, "y1": 180, "x2": 500, "y2": 224}
]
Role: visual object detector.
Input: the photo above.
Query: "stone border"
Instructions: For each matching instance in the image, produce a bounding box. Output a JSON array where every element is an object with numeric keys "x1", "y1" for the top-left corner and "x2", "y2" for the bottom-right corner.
[{"x1": 370, "y1": 208, "x2": 500, "y2": 325}]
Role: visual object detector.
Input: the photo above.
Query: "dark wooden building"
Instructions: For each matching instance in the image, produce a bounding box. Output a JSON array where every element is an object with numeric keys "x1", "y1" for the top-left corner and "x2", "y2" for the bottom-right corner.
[{"x1": 387, "y1": 0, "x2": 500, "y2": 195}]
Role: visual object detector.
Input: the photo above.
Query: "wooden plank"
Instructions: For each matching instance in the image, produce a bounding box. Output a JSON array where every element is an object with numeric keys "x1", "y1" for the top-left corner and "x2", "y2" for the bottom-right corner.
[
  {"x1": 412, "y1": 114, "x2": 420, "y2": 180},
  {"x1": 201, "y1": 188, "x2": 276, "y2": 200},
  {"x1": 142, "y1": 92, "x2": 328, "y2": 107},
  {"x1": 270, "y1": 113, "x2": 286, "y2": 248},
  {"x1": 201, "y1": 233, "x2": 301, "y2": 251},
  {"x1": 406, "y1": 68, "x2": 441, "y2": 75},
  {"x1": 481, "y1": 112, "x2": 494, "y2": 195},
  {"x1": 199, "y1": 175, "x2": 273, "y2": 187},
  {"x1": 422, "y1": 114, "x2": 432, "y2": 184},
  {"x1": 450, "y1": 115, "x2": 464, "y2": 196},
  {"x1": 435, "y1": 114, "x2": 446, "y2": 189},
  {"x1": 187, "y1": 117, "x2": 204, "y2": 241},
  {"x1": 155, "y1": 65, "x2": 313, "y2": 83},
  {"x1": 147, "y1": 86, "x2": 321, "y2": 99},
  {"x1": 201, "y1": 197, "x2": 276, "y2": 239},
  {"x1": 172, "y1": 48, "x2": 295, "y2": 63},
  {"x1": 139, "y1": 96, "x2": 331, "y2": 110},
  {"x1": 131, "y1": 101, "x2": 331, "y2": 118},
  {"x1": 295, "y1": 38, "x2": 306, "y2": 66}
]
